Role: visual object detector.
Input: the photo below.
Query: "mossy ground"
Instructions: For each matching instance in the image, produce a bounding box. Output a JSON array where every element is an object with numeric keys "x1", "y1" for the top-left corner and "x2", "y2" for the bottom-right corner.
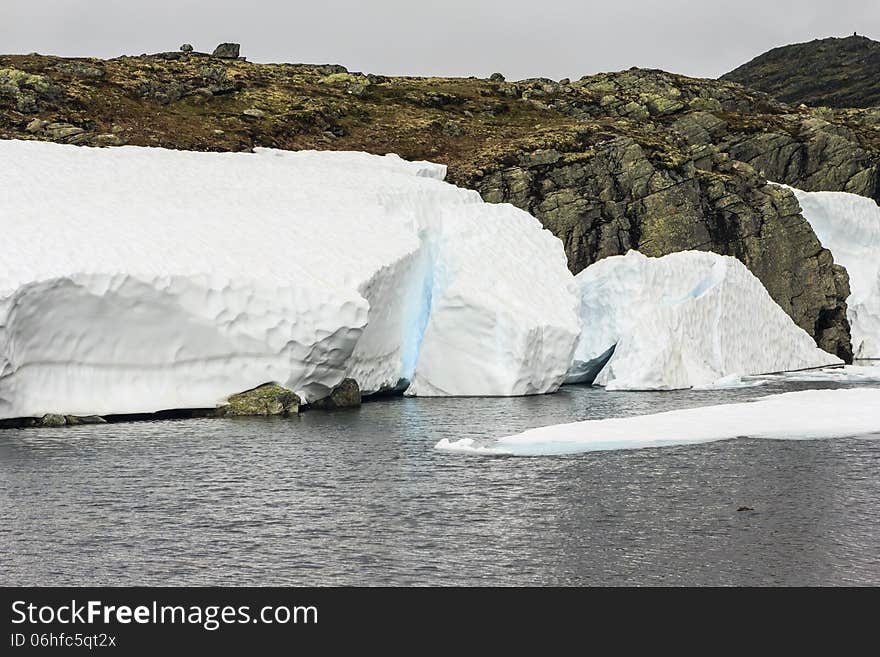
[{"x1": 2, "y1": 51, "x2": 876, "y2": 188}]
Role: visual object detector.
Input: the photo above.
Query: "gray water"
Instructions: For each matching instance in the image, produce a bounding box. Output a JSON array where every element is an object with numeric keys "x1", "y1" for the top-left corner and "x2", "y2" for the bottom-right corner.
[{"x1": 2, "y1": 380, "x2": 879, "y2": 586}]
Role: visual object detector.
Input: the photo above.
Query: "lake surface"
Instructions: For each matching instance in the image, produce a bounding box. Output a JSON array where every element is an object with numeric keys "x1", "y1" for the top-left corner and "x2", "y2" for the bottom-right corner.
[{"x1": 2, "y1": 379, "x2": 879, "y2": 586}]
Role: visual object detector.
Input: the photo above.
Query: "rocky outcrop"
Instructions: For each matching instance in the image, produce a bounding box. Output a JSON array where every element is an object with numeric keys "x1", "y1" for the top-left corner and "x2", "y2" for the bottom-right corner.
[
  {"x1": 718, "y1": 114, "x2": 880, "y2": 201},
  {"x1": 475, "y1": 137, "x2": 853, "y2": 360},
  {"x1": 721, "y1": 35, "x2": 880, "y2": 109}
]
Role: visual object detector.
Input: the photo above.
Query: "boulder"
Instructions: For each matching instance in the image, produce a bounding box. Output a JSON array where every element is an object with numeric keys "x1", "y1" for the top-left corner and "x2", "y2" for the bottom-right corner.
[
  {"x1": 180, "y1": 43, "x2": 194, "y2": 53},
  {"x1": 309, "y1": 379, "x2": 361, "y2": 410},
  {"x1": 212, "y1": 43, "x2": 241, "y2": 59},
  {"x1": 217, "y1": 384, "x2": 300, "y2": 417},
  {"x1": 38, "y1": 414, "x2": 67, "y2": 427}
]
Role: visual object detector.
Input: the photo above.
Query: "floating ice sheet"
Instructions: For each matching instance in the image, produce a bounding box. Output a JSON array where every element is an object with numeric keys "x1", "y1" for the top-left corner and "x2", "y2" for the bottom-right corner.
[{"x1": 436, "y1": 388, "x2": 880, "y2": 456}]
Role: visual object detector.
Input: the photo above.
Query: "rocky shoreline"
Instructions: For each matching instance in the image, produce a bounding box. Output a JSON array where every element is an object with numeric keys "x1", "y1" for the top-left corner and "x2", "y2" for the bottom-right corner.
[{"x1": 0, "y1": 378, "x2": 363, "y2": 430}]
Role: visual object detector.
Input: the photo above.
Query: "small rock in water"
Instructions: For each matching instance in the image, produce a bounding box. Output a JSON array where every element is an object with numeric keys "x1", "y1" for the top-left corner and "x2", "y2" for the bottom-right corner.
[
  {"x1": 38, "y1": 414, "x2": 67, "y2": 427},
  {"x1": 212, "y1": 43, "x2": 241, "y2": 59},
  {"x1": 66, "y1": 415, "x2": 107, "y2": 425},
  {"x1": 217, "y1": 384, "x2": 300, "y2": 417},
  {"x1": 737, "y1": 506, "x2": 755, "y2": 512},
  {"x1": 309, "y1": 379, "x2": 362, "y2": 410}
]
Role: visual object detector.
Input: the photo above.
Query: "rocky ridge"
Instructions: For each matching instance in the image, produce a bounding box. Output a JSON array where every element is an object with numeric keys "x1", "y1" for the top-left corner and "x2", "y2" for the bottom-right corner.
[{"x1": 722, "y1": 34, "x2": 880, "y2": 109}]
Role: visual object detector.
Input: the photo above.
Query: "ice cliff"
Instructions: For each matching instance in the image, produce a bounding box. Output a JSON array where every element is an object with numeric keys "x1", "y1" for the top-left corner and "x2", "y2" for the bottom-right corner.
[
  {"x1": 785, "y1": 186, "x2": 880, "y2": 359},
  {"x1": 0, "y1": 141, "x2": 579, "y2": 418},
  {"x1": 564, "y1": 250, "x2": 841, "y2": 390}
]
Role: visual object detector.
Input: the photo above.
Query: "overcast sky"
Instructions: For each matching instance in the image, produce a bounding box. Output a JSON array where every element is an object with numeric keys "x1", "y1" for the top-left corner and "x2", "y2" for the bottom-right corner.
[{"x1": 2, "y1": 0, "x2": 878, "y2": 80}]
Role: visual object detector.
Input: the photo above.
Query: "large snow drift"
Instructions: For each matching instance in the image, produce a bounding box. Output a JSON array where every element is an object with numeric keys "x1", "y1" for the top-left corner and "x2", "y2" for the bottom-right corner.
[
  {"x1": 0, "y1": 140, "x2": 579, "y2": 418},
  {"x1": 436, "y1": 388, "x2": 880, "y2": 455},
  {"x1": 785, "y1": 186, "x2": 880, "y2": 359},
  {"x1": 564, "y1": 250, "x2": 841, "y2": 390}
]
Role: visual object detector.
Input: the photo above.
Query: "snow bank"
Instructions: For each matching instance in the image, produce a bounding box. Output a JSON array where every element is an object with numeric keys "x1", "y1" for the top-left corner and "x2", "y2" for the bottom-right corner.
[
  {"x1": 785, "y1": 186, "x2": 880, "y2": 359},
  {"x1": 0, "y1": 141, "x2": 579, "y2": 418},
  {"x1": 436, "y1": 388, "x2": 880, "y2": 455},
  {"x1": 564, "y1": 250, "x2": 840, "y2": 390}
]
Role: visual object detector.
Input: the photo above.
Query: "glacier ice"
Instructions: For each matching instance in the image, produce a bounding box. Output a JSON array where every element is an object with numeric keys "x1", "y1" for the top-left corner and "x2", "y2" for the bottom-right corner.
[
  {"x1": 406, "y1": 202, "x2": 581, "y2": 396},
  {"x1": 784, "y1": 186, "x2": 880, "y2": 359},
  {"x1": 564, "y1": 250, "x2": 841, "y2": 390},
  {"x1": 435, "y1": 388, "x2": 880, "y2": 455},
  {"x1": 0, "y1": 140, "x2": 579, "y2": 419}
]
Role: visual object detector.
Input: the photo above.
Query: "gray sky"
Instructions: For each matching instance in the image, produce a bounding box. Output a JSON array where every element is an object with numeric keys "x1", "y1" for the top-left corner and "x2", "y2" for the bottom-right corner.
[{"x1": 2, "y1": 0, "x2": 878, "y2": 80}]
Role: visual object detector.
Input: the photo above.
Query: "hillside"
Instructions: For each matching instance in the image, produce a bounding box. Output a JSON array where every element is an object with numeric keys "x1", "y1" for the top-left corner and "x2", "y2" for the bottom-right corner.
[
  {"x1": 2, "y1": 48, "x2": 880, "y2": 360},
  {"x1": 721, "y1": 34, "x2": 880, "y2": 108}
]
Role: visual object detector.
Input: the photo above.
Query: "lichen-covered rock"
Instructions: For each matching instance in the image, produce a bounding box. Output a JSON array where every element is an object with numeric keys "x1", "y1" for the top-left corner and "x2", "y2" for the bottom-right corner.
[
  {"x1": 0, "y1": 67, "x2": 58, "y2": 113},
  {"x1": 309, "y1": 379, "x2": 362, "y2": 410},
  {"x1": 55, "y1": 61, "x2": 104, "y2": 79},
  {"x1": 217, "y1": 384, "x2": 300, "y2": 417},
  {"x1": 38, "y1": 414, "x2": 67, "y2": 427}
]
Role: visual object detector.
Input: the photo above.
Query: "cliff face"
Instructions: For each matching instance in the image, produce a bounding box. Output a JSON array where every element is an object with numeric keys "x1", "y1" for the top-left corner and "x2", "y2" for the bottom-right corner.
[
  {"x1": 2, "y1": 51, "x2": 877, "y2": 360},
  {"x1": 721, "y1": 35, "x2": 880, "y2": 109}
]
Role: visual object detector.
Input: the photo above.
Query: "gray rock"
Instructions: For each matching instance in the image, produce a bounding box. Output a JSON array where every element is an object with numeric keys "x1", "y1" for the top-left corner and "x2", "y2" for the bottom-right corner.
[
  {"x1": 212, "y1": 43, "x2": 241, "y2": 59},
  {"x1": 180, "y1": 43, "x2": 194, "y2": 53},
  {"x1": 317, "y1": 64, "x2": 348, "y2": 75},
  {"x1": 489, "y1": 72, "x2": 505, "y2": 82},
  {"x1": 136, "y1": 80, "x2": 185, "y2": 104},
  {"x1": 25, "y1": 118, "x2": 47, "y2": 133},
  {"x1": 310, "y1": 379, "x2": 361, "y2": 410},
  {"x1": 38, "y1": 414, "x2": 67, "y2": 427},
  {"x1": 93, "y1": 133, "x2": 126, "y2": 147},
  {"x1": 45, "y1": 122, "x2": 85, "y2": 139},
  {"x1": 242, "y1": 108, "x2": 265, "y2": 118},
  {"x1": 75, "y1": 415, "x2": 107, "y2": 425}
]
